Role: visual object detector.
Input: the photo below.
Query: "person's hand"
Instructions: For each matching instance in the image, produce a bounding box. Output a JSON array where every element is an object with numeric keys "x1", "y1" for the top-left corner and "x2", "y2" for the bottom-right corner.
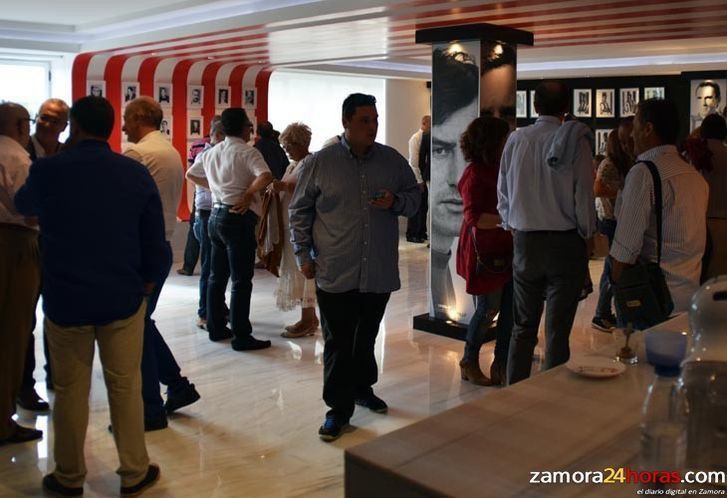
[
  {"x1": 369, "y1": 189, "x2": 394, "y2": 210},
  {"x1": 271, "y1": 180, "x2": 286, "y2": 193},
  {"x1": 299, "y1": 260, "x2": 315, "y2": 279},
  {"x1": 230, "y1": 191, "x2": 254, "y2": 214},
  {"x1": 585, "y1": 237, "x2": 595, "y2": 257},
  {"x1": 143, "y1": 282, "x2": 156, "y2": 296}
]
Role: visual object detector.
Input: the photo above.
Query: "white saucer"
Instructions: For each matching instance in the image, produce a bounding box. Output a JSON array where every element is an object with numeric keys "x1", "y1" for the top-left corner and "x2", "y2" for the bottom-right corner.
[{"x1": 566, "y1": 355, "x2": 626, "y2": 378}]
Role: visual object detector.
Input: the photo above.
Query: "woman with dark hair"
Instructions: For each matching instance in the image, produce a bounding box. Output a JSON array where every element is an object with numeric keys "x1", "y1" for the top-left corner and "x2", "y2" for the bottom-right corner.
[
  {"x1": 456, "y1": 116, "x2": 513, "y2": 386},
  {"x1": 591, "y1": 128, "x2": 632, "y2": 332}
]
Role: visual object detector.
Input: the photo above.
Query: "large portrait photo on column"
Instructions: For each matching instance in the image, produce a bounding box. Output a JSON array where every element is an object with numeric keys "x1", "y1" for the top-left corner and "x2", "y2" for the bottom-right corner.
[{"x1": 429, "y1": 44, "x2": 480, "y2": 321}]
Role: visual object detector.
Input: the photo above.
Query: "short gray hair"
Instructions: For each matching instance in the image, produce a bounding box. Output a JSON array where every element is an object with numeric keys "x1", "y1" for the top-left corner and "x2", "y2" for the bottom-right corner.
[{"x1": 280, "y1": 122, "x2": 312, "y2": 149}]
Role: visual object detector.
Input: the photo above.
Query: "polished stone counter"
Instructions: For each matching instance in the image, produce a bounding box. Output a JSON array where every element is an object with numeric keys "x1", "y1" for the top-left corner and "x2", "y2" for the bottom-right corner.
[{"x1": 345, "y1": 314, "x2": 690, "y2": 497}]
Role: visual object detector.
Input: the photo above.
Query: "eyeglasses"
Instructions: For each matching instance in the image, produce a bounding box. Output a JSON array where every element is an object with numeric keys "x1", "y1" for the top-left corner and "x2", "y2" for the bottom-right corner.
[
  {"x1": 36, "y1": 114, "x2": 67, "y2": 126},
  {"x1": 18, "y1": 117, "x2": 35, "y2": 125}
]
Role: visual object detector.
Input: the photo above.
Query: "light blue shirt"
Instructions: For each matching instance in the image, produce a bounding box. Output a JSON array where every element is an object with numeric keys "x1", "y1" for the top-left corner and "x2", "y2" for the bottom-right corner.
[
  {"x1": 289, "y1": 137, "x2": 420, "y2": 294},
  {"x1": 497, "y1": 115, "x2": 597, "y2": 238}
]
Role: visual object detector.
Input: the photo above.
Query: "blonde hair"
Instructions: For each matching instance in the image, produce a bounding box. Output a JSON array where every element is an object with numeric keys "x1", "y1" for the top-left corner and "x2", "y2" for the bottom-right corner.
[{"x1": 280, "y1": 122, "x2": 312, "y2": 149}]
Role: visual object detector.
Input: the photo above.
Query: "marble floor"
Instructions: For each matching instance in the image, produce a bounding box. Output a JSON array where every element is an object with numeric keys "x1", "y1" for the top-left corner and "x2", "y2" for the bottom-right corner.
[{"x1": 0, "y1": 241, "x2": 615, "y2": 497}]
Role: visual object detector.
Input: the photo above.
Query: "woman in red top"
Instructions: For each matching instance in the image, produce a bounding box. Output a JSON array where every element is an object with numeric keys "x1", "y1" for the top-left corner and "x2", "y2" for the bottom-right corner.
[{"x1": 456, "y1": 116, "x2": 513, "y2": 386}]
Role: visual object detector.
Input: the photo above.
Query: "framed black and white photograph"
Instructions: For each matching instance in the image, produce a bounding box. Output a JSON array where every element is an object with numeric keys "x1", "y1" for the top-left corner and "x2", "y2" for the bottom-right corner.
[
  {"x1": 156, "y1": 84, "x2": 172, "y2": 105},
  {"x1": 217, "y1": 86, "x2": 230, "y2": 107},
  {"x1": 123, "y1": 82, "x2": 139, "y2": 104},
  {"x1": 573, "y1": 89, "x2": 592, "y2": 117},
  {"x1": 644, "y1": 87, "x2": 665, "y2": 100},
  {"x1": 529, "y1": 89, "x2": 538, "y2": 118},
  {"x1": 188, "y1": 117, "x2": 202, "y2": 139},
  {"x1": 160, "y1": 116, "x2": 172, "y2": 140},
  {"x1": 188, "y1": 85, "x2": 203, "y2": 108},
  {"x1": 516, "y1": 90, "x2": 527, "y2": 118},
  {"x1": 619, "y1": 88, "x2": 639, "y2": 117},
  {"x1": 243, "y1": 88, "x2": 256, "y2": 108},
  {"x1": 689, "y1": 79, "x2": 725, "y2": 131},
  {"x1": 87, "y1": 81, "x2": 105, "y2": 98},
  {"x1": 595, "y1": 129, "x2": 612, "y2": 156},
  {"x1": 595, "y1": 89, "x2": 615, "y2": 118}
]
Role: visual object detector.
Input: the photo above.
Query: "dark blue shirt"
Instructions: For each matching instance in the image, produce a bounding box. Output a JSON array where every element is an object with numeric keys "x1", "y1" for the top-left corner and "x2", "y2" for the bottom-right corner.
[{"x1": 15, "y1": 139, "x2": 170, "y2": 327}]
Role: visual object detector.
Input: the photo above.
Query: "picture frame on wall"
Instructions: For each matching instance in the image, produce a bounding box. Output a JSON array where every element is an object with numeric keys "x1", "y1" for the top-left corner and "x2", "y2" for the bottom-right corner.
[
  {"x1": 188, "y1": 117, "x2": 202, "y2": 139},
  {"x1": 573, "y1": 89, "x2": 592, "y2": 117},
  {"x1": 620, "y1": 88, "x2": 639, "y2": 117},
  {"x1": 644, "y1": 87, "x2": 665, "y2": 100},
  {"x1": 529, "y1": 89, "x2": 538, "y2": 118},
  {"x1": 217, "y1": 86, "x2": 230, "y2": 107},
  {"x1": 516, "y1": 90, "x2": 527, "y2": 118},
  {"x1": 689, "y1": 79, "x2": 726, "y2": 131},
  {"x1": 160, "y1": 115, "x2": 172, "y2": 140},
  {"x1": 595, "y1": 89, "x2": 615, "y2": 118},
  {"x1": 188, "y1": 85, "x2": 203, "y2": 108},
  {"x1": 122, "y1": 82, "x2": 139, "y2": 104},
  {"x1": 244, "y1": 88, "x2": 257, "y2": 108},
  {"x1": 595, "y1": 129, "x2": 611, "y2": 156},
  {"x1": 87, "y1": 81, "x2": 105, "y2": 98},
  {"x1": 156, "y1": 84, "x2": 172, "y2": 105}
]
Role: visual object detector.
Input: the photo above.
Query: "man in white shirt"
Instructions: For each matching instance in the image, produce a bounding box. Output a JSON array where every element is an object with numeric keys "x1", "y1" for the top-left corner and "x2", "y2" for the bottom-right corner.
[
  {"x1": 123, "y1": 97, "x2": 200, "y2": 430},
  {"x1": 498, "y1": 81, "x2": 597, "y2": 385},
  {"x1": 187, "y1": 108, "x2": 273, "y2": 351},
  {"x1": 611, "y1": 98, "x2": 708, "y2": 315},
  {"x1": 406, "y1": 115, "x2": 430, "y2": 243},
  {"x1": 0, "y1": 102, "x2": 43, "y2": 445}
]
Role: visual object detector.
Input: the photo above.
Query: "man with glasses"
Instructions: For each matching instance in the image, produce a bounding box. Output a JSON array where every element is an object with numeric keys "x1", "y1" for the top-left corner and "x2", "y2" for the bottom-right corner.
[
  {"x1": 28, "y1": 99, "x2": 69, "y2": 160},
  {"x1": 17, "y1": 98, "x2": 69, "y2": 413}
]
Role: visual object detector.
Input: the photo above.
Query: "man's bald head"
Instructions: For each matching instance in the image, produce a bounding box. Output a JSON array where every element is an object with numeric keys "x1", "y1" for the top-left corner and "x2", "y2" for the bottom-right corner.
[
  {"x1": 0, "y1": 102, "x2": 31, "y2": 147},
  {"x1": 533, "y1": 81, "x2": 569, "y2": 117}
]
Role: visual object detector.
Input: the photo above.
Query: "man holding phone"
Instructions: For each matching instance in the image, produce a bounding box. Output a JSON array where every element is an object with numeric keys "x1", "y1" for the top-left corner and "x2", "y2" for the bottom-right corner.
[{"x1": 289, "y1": 93, "x2": 420, "y2": 441}]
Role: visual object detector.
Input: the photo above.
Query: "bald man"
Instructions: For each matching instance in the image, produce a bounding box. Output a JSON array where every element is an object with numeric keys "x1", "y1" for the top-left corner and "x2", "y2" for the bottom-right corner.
[{"x1": 0, "y1": 102, "x2": 43, "y2": 445}]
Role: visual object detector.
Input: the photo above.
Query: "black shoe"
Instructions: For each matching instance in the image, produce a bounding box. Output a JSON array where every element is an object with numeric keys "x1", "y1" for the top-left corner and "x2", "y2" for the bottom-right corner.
[
  {"x1": 1, "y1": 422, "x2": 43, "y2": 444},
  {"x1": 318, "y1": 416, "x2": 349, "y2": 442},
  {"x1": 108, "y1": 415, "x2": 167, "y2": 434},
  {"x1": 354, "y1": 393, "x2": 388, "y2": 413},
  {"x1": 176, "y1": 268, "x2": 193, "y2": 276},
  {"x1": 231, "y1": 336, "x2": 271, "y2": 351},
  {"x1": 42, "y1": 474, "x2": 83, "y2": 496},
  {"x1": 591, "y1": 316, "x2": 616, "y2": 332},
  {"x1": 17, "y1": 389, "x2": 50, "y2": 412},
  {"x1": 165, "y1": 384, "x2": 200, "y2": 414},
  {"x1": 120, "y1": 464, "x2": 160, "y2": 496},
  {"x1": 208, "y1": 328, "x2": 233, "y2": 342}
]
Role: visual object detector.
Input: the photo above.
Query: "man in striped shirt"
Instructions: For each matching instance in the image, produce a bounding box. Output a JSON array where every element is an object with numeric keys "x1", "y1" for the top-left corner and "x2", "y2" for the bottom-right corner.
[{"x1": 610, "y1": 98, "x2": 708, "y2": 313}]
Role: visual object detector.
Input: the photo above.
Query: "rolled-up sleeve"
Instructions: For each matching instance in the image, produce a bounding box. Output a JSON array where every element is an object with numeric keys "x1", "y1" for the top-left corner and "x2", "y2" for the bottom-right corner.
[
  {"x1": 574, "y1": 138, "x2": 598, "y2": 239},
  {"x1": 390, "y1": 156, "x2": 420, "y2": 217},
  {"x1": 186, "y1": 154, "x2": 206, "y2": 177},
  {"x1": 497, "y1": 138, "x2": 514, "y2": 230},
  {"x1": 288, "y1": 155, "x2": 318, "y2": 267},
  {"x1": 610, "y1": 164, "x2": 651, "y2": 264}
]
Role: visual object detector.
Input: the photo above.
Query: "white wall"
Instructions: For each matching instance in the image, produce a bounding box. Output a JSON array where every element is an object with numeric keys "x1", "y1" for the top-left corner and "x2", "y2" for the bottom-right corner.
[{"x1": 383, "y1": 79, "x2": 430, "y2": 160}]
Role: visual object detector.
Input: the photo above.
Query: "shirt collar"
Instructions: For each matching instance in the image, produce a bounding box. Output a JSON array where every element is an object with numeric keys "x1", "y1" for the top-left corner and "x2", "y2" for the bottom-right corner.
[
  {"x1": 0, "y1": 135, "x2": 31, "y2": 157},
  {"x1": 340, "y1": 134, "x2": 375, "y2": 159},
  {"x1": 535, "y1": 115, "x2": 562, "y2": 125},
  {"x1": 637, "y1": 144, "x2": 678, "y2": 162}
]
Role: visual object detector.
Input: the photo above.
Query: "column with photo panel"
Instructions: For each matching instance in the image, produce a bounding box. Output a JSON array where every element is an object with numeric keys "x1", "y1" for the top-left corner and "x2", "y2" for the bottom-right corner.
[{"x1": 414, "y1": 23, "x2": 532, "y2": 333}]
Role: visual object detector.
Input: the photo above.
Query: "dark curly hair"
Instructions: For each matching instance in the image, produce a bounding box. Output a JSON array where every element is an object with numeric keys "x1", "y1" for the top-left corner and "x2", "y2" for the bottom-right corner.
[{"x1": 459, "y1": 116, "x2": 510, "y2": 165}]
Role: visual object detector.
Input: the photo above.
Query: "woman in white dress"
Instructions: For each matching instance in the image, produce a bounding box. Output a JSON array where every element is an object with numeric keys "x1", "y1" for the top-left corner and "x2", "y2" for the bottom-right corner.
[{"x1": 272, "y1": 122, "x2": 319, "y2": 337}]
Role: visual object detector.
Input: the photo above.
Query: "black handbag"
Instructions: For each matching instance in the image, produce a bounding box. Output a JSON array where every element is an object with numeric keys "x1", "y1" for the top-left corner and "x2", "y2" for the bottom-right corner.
[{"x1": 612, "y1": 160, "x2": 674, "y2": 330}]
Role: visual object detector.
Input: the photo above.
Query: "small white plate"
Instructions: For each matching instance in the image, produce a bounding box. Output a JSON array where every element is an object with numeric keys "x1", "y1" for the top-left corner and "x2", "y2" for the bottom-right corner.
[{"x1": 566, "y1": 355, "x2": 626, "y2": 378}]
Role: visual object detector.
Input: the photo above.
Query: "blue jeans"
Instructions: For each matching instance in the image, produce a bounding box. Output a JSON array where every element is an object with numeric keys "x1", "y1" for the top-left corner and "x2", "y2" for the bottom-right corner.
[
  {"x1": 207, "y1": 208, "x2": 258, "y2": 342},
  {"x1": 141, "y1": 242, "x2": 189, "y2": 420},
  {"x1": 463, "y1": 280, "x2": 514, "y2": 364},
  {"x1": 192, "y1": 210, "x2": 211, "y2": 319},
  {"x1": 595, "y1": 218, "x2": 617, "y2": 320}
]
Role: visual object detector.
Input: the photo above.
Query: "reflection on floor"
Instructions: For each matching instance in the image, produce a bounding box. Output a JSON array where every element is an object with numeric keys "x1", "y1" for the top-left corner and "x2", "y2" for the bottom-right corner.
[{"x1": 0, "y1": 242, "x2": 615, "y2": 497}]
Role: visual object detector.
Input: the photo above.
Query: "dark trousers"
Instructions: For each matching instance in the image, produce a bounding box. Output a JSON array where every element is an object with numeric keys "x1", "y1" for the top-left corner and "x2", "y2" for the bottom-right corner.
[
  {"x1": 192, "y1": 210, "x2": 211, "y2": 319},
  {"x1": 406, "y1": 186, "x2": 428, "y2": 240},
  {"x1": 595, "y1": 218, "x2": 617, "y2": 320},
  {"x1": 316, "y1": 288, "x2": 390, "y2": 421},
  {"x1": 207, "y1": 208, "x2": 257, "y2": 343},
  {"x1": 21, "y1": 295, "x2": 53, "y2": 393},
  {"x1": 141, "y1": 243, "x2": 188, "y2": 420},
  {"x1": 507, "y1": 230, "x2": 587, "y2": 385},
  {"x1": 181, "y1": 205, "x2": 199, "y2": 273}
]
